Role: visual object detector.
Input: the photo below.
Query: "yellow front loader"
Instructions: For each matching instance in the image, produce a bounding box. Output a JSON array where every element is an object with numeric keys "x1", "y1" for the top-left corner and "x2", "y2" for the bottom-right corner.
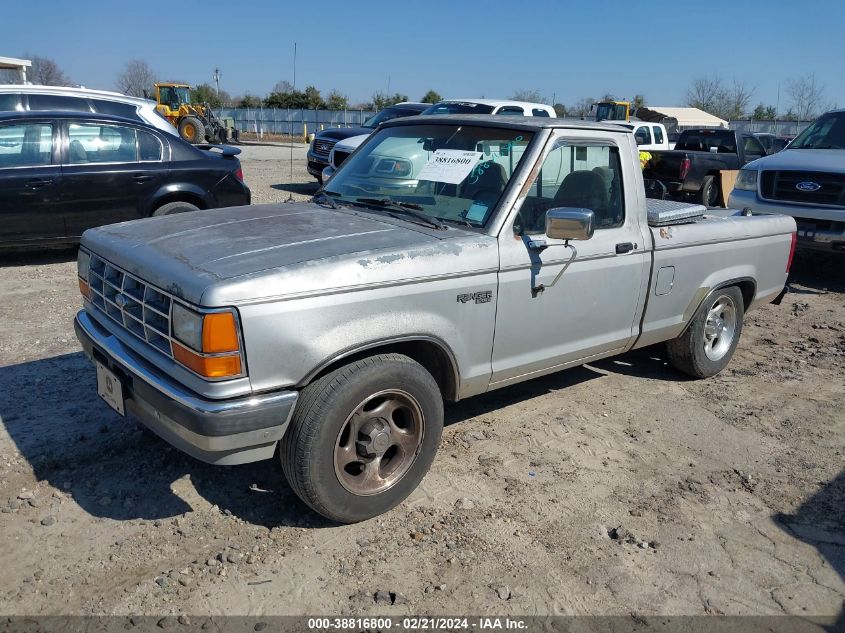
[{"x1": 153, "y1": 83, "x2": 229, "y2": 144}]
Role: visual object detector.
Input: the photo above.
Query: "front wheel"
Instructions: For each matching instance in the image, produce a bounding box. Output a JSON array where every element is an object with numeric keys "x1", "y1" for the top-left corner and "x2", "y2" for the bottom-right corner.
[
  {"x1": 666, "y1": 286, "x2": 744, "y2": 378},
  {"x1": 280, "y1": 354, "x2": 443, "y2": 523}
]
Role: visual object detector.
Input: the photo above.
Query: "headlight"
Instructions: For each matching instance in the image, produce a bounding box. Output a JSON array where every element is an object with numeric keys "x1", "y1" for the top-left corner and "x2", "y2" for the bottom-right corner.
[
  {"x1": 171, "y1": 304, "x2": 243, "y2": 379},
  {"x1": 172, "y1": 303, "x2": 203, "y2": 350},
  {"x1": 734, "y1": 169, "x2": 758, "y2": 191}
]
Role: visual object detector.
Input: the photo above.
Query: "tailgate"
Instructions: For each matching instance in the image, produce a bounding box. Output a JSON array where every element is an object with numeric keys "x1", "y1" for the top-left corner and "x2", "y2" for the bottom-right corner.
[{"x1": 643, "y1": 150, "x2": 687, "y2": 181}]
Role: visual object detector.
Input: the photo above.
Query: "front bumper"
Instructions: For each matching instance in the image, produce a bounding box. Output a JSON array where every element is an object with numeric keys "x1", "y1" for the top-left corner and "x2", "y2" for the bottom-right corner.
[
  {"x1": 306, "y1": 150, "x2": 329, "y2": 179},
  {"x1": 74, "y1": 310, "x2": 298, "y2": 465},
  {"x1": 729, "y1": 190, "x2": 845, "y2": 253}
]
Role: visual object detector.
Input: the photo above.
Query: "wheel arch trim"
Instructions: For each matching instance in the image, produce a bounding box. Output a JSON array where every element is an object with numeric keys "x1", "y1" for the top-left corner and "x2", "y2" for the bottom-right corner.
[{"x1": 679, "y1": 277, "x2": 755, "y2": 336}]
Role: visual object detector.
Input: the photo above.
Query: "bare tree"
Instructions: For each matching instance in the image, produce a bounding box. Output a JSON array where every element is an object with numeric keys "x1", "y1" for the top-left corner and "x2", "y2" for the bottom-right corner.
[
  {"x1": 686, "y1": 75, "x2": 754, "y2": 120},
  {"x1": 511, "y1": 89, "x2": 544, "y2": 103},
  {"x1": 787, "y1": 75, "x2": 830, "y2": 121},
  {"x1": 116, "y1": 59, "x2": 156, "y2": 97},
  {"x1": 568, "y1": 97, "x2": 595, "y2": 118},
  {"x1": 272, "y1": 80, "x2": 294, "y2": 94},
  {"x1": 28, "y1": 55, "x2": 71, "y2": 86}
]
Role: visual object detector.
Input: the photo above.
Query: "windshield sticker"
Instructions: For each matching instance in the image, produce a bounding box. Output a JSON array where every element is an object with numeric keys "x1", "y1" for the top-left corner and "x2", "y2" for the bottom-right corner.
[
  {"x1": 466, "y1": 201, "x2": 488, "y2": 222},
  {"x1": 417, "y1": 150, "x2": 482, "y2": 184}
]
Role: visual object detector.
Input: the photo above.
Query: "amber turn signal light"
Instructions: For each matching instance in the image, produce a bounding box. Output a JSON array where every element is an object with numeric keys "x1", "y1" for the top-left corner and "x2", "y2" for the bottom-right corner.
[
  {"x1": 172, "y1": 342, "x2": 242, "y2": 378},
  {"x1": 78, "y1": 276, "x2": 91, "y2": 299},
  {"x1": 202, "y1": 312, "x2": 240, "y2": 353}
]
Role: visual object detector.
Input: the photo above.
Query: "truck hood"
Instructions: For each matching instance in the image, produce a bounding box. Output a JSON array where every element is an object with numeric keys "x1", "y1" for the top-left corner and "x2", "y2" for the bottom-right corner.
[
  {"x1": 315, "y1": 127, "x2": 371, "y2": 142},
  {"x1": 745, "y1": 148, "x2": 845, "y2": 172},
  {"x1": 80, "y1": 202, "x2": 496, "y2": 305}
]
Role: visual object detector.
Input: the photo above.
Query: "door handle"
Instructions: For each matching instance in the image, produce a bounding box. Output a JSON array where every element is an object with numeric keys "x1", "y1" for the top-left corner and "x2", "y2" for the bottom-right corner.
[
  {"x1": 26, "y1": 178, "x2": 53, "y2": 189},
  {"x1": 615, "y1": 242, "x2": 635, "y2": 254},
  {"x1": 132, "y1": 174, "x2": 152, "y2": 183}
]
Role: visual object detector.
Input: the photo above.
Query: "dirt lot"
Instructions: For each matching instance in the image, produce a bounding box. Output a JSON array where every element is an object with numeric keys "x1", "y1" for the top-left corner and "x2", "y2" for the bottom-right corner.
[{"x1": 0, "y1": 144, "x2": 843, "y2": 620}]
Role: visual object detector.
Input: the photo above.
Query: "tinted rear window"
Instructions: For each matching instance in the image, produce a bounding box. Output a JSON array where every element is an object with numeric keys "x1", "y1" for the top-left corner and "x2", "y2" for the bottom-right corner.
[
  {"x1": 422, "y1": 102, "x2": 496, "y2": 115},
  {"x1": 27, "y1": 94, "x2": 92, "y2": 112},
  {"x1": 92, "y1": 99, "x2": 140, "y2": 120},
  {"x1": 0, "y1": 94, "x2": 22, "y2": 111},
  {"x1": 676, "y1": 130, "x2": 736, "y2": 153}
]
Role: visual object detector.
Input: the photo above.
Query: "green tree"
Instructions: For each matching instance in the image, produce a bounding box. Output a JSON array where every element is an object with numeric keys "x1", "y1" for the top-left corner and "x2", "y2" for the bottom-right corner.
[
  {"x1": 304, "y1": 85, "x2": 324, "y2": 109},
  {"x1": 192, "y1": 83, "x2": 223, "y2": 108},
  {"x1": 326, "y1": 89, "x2": 349, "y2": 110},
  {"x1": 553, "y1": 103, "x2": 568, "y2": 117},
  {"x1": 421, "y1": 90, "x2": 442, "y2": 104},
  {"x1": 236, "y1": 94, "x2": 261, "y2": 108},
  {"x1": 751, "y1": 103, "x2": 777, "y2": 120},
  {"x1": 632, "y1": 94, "x2": 646, "y2": 112},
  {"x1": 372, "y1": 91, "x2": 409, "y2": 110}
]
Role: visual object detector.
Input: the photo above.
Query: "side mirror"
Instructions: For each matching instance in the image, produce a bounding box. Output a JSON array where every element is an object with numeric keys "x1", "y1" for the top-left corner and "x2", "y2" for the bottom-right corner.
[{"x1": 546, "y1": 208, "x2": 595, "y2": 241}]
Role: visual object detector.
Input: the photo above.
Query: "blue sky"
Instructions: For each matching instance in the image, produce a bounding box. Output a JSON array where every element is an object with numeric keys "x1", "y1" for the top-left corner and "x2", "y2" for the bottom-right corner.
[{"x1": 4, "y1": 0, "x2": 843, "y2": 110}]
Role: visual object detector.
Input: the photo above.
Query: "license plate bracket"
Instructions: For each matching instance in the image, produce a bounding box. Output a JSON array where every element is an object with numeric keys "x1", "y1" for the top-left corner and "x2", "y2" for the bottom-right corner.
[{"x1": 96, "y1": 362, "x2": 125, "y2": 416}]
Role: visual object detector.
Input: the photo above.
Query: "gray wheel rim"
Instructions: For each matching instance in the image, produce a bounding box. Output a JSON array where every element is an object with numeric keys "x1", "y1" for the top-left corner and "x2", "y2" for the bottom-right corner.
[
  {"x1": 703, "y1": 294, "x2": 737, "y2": 361},
  {"x1": 333, "y1": 389, "x2": 424, "y2": 496}
]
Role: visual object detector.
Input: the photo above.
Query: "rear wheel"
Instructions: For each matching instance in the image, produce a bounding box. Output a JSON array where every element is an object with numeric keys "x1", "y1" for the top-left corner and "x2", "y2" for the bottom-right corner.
[
  {"x1": 666, "y1": 286, "x2": 744, "y2": 378},
  {"x1": 153, "y1": 201, "x2": 199, "y2": 216},
  {"x1": 697, "y1": 175, "x2": 720, "y2": 207},
  {"x1": 280, "y1": 354, "x2": 443, "y2": 523},
  {"x1": 178, "y1": 117, "x2": 205, "y2": 144}
]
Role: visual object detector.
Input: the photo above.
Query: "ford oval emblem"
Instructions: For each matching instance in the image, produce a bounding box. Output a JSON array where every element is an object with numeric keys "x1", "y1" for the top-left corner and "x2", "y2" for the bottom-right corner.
[{"x1": 796, "y1": 181, "x2": 821, "y2": 192}]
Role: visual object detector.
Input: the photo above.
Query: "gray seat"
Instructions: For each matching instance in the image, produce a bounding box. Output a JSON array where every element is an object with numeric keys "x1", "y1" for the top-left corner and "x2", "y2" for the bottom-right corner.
[
  {"x1": 69, "y1": 139, "x2": 87, "y2": 162},
  {"x1": 459, "y1": 161, "x2": 507, "y2": 208},
  {"x1": 553, "y1": 170, "x2": 608, "y2": 213}
]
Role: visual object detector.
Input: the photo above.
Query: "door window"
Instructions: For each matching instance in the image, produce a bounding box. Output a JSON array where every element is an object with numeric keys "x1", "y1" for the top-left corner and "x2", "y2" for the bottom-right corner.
[
  {"x1": 91, "y1": 99, "x2": 141, "y2": 120},
  {"x1": 743, "y1": 136, "x2": 765, "y2": 159},
  {"x1": 516, "y1": 143, "x2": 625, "y2": 234},
  {"x1": 0, "y1": 94, "x2": 23, "y2": 111},
  {"x1": 0, "y1": 123, "x2": 53, "y2": 168},
  {"x1": 497, "y1": 106, "x2": 524, "y2": 116},
  {"x1": 652, "y1": 126, "x2": 664, "y2": 144},
  {"x1": 67, "y1": 123, "x2": 138, "y2": 164},
  {"x1": 28, "y1": 94, "x2": 92, "y2": 112},
  {"x1": 634, "y1": 126, "x2": 652, "y2": 145},
  {"x1": 138, "y1": 130, "x2": 163, "y2": 161},
  {"x1": 532, "y1": 108, "x2": 551, "y2": 117}
]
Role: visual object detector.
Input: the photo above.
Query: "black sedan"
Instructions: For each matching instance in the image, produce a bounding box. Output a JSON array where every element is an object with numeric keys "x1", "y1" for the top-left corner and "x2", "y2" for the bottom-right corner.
[{"x1": 0, "y1": 110, "x2": 250, "y2": 250}]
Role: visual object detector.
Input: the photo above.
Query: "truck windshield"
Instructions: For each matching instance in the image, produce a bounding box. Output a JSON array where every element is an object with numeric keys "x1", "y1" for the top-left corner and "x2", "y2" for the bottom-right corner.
[
  {"x1": 789, "y1": 112, "x2": 845, "y2": 149},
  {"x1": 421, "y1": 102, "x2": 496, "y2": 115},
  {"x1": 363, "y1": 107, "x2": 416, "y2": 128},
  {"x1": 675, "y1": 130, "x2": 736, "y2": 153},
  {"x1": 322, "y1": 123, "x2": 534, "y2": 227}
]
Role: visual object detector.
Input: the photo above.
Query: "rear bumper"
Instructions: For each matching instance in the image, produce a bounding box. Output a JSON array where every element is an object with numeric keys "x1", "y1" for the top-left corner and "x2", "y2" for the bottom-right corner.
[
  {"x1": 74, "y1": 310, "x2": 297, "y2": 465},
  {"x1": 728, "y1": 190, "x2": 845, "y2": 253}
]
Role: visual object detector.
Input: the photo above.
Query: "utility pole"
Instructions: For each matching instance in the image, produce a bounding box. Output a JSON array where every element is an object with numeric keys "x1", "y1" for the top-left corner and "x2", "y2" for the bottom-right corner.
[{"x1": 213, "y1": 68, "x2": 221, "y2": 97}]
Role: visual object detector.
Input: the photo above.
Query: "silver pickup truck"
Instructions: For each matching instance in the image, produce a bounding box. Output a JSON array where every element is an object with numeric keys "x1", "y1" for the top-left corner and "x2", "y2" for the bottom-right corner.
[{"x1": 74, "y1": 116, "x2": 796, "y2": 523}]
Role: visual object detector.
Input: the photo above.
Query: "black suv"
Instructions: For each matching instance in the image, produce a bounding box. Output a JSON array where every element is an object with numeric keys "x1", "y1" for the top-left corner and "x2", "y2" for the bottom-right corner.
[
  {"x1": 0, "y1": 111, "x2": 250, "y2": 250},
  {"x1": 306, "y1": 102, "x2": 429, "y2": 183}
]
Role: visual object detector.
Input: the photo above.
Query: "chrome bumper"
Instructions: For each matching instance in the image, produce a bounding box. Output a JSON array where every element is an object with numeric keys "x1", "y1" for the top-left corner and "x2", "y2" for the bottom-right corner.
[{"x1": 74, "y1": 310, "x2": 298, "y2": 465}]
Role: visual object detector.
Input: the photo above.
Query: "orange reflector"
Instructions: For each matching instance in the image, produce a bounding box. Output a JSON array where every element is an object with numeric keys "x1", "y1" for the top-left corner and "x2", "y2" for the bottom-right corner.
[
  {"x1": 202, "y1": 312, "x2": 240, "y2": 353},
  {"x1": 172, "y1": 342, "x2": 242, "y2": 378},
  {"x1": 78, "y1": 276, "x2": 91, "y2": 299}
]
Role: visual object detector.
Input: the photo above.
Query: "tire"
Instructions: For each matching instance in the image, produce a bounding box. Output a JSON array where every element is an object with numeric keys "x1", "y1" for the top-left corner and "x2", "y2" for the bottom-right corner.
[
  {"x1": 280, "y1": 353, "x2": 444, "y2": 523},
  {"x1": 153, "y1": 201, "x2": 200, "y2": 216},
  {"x1": 178, "y1": 117, "x2": 205, "y2": 144},
  {"x1": 697, "y1": 175, "x2": 720, "y2": 207},
  {"x1": 316, "y1": 175, "x2": 324, "y2": 185},
  {"x1": 666, "y1": 286, "x2": 744, "y2": 378}
]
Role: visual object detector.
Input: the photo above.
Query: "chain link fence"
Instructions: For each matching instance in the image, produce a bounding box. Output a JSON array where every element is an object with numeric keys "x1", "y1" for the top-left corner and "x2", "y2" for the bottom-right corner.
[{"x1": 218, "y1": 108, "x2": 377, "y2": 137}]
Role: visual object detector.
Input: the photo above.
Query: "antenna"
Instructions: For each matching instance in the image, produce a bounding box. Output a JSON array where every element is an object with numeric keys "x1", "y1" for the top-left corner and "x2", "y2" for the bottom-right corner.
[
  {"x1": 287, "y1": 42, "x2": 297, "y2": 203},
  {"x1": 213, "y1": 68, "x2": 221, "y2": 97}
]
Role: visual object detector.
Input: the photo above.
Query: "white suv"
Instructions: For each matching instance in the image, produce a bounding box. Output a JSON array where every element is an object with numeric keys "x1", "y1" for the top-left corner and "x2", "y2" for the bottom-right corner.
[{"x1": 0, "y1": 85, "x2": 178, "y2": 136}]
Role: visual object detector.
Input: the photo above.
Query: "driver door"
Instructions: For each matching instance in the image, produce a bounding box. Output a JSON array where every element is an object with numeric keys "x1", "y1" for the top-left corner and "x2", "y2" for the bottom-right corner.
[{"x1": 490, "y1": 133, "x2": 651, "y2": 387}]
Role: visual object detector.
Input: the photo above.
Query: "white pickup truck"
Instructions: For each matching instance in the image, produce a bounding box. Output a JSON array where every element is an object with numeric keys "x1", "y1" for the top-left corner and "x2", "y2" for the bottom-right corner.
[{"x1": 75, "y1": 115, "x2": 796, "y2": 523}]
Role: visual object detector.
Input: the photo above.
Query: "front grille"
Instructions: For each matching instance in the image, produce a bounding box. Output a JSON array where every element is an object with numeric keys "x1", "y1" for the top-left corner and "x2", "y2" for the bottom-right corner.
[
  {"x1": 311, "y1": 139, "x2": 337, "y2": 159},
  {"x1": 760, "y1": 170, "x2": 845, "y2": 206},
  {"x1": 333, "y1": 150, "x2": 351, "y2": 168},
  {"x1": 87, "y1": 254, "x2": 174, "y2": 357}
]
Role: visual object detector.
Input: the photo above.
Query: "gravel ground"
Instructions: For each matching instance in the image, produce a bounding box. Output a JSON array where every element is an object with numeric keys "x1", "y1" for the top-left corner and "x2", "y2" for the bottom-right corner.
[{"x1": 0, "y1": 145, "x2": 842, "y2": 621}]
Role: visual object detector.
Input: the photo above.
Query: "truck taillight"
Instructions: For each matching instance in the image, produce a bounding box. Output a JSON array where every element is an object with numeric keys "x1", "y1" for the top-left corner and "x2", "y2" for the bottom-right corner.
[
  {"x1": 679, "y1": 158, "x2": 691, "y2": 180},
  {"x1": 234, "y1": 167, "x2": 244, "y2": 182},
  {"x1": 786, "y1": 231, "x2": 797, "y2": 273}
]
